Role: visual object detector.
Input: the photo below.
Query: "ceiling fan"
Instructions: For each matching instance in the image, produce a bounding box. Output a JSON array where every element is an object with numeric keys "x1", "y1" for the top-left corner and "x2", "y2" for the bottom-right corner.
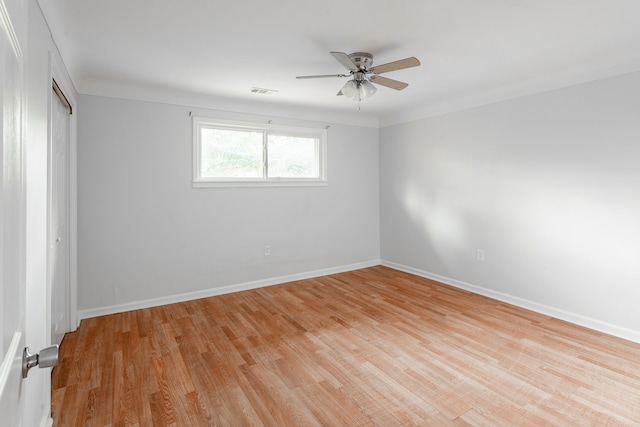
[{"x1": 296, "y1": 51, "x2": 421, "y2": 106}]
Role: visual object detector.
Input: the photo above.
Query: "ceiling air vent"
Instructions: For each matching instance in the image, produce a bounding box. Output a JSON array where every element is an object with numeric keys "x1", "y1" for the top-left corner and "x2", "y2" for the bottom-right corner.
[{"x1": 251, "y1": 87, "x2": 278, "y2": 95}]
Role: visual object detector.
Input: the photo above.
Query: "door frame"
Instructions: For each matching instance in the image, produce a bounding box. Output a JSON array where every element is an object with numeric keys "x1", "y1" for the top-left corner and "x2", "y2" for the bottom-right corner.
[{"x1": 48, "y1": 52, "x2": 77, "y2": 336}]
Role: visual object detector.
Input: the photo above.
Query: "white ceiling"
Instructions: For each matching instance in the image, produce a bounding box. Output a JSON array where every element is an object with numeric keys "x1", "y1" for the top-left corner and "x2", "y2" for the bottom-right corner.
[{"x1": 38, "y1": 0, "x2": 640, "y2": 126}]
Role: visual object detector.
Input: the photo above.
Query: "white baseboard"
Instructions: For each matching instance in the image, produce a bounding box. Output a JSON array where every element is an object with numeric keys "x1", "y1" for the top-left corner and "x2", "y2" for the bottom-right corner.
[
  {"x1": 40, "y1": 415, "x2": 53, "y2": 427},
  {"x1": 77, "y1": 260, "x2": 380, "y2": 320},
  {"x1": 381, "y1": 260, "x2": 640, "y2": 344},
  {"x1": 77, "y1": 258, "x2": 640, "y2": 345}
]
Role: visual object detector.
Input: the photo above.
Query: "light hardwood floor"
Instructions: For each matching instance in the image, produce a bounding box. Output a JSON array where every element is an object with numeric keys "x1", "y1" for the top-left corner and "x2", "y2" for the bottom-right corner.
[{"x1": 52, "y1": 266, "x2": 640, "y2": 426}]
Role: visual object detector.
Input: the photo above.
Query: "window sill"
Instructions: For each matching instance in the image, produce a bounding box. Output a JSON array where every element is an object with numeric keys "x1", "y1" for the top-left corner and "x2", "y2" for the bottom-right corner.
[{"x1": 192, "y1": 180, "x2": 328, "y2": 189}]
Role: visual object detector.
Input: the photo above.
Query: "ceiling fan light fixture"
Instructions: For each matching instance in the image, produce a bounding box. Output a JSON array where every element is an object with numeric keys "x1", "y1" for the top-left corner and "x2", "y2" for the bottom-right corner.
[
  {"x1": 341, "y1": 79, "x2": 377, "y2": 102},
  {"x1": 360, "y1": 80, "x2": 377, "y2": 99},
  {"x1": 341, "y1": 80, "x2": 358, "y2": 100}
]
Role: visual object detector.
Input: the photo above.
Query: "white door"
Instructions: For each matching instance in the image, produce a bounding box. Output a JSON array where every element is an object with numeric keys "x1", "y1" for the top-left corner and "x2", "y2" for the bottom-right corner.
[
  {"x1": 50, "y1": 84, "x2": 70, "y2": 345},
  {"x1": 0, "y1": 0, "x2": 26, "y2": 424}
]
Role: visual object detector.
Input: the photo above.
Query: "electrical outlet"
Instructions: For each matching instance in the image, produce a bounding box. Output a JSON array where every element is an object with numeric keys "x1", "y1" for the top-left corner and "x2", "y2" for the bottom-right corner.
[
  {"x1": 476, "y1": 249, "x2": 485, "y2": 262},
  {"x1": 264, "y1": 245, "x2": 271, "y2": 256}
]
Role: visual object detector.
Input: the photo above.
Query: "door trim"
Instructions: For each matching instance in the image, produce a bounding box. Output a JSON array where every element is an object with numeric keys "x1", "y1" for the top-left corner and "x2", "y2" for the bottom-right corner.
[
  {"x1": 0, "y1": 0, "x2": 22, "y2": 57},
  {"x1": 48, "y1": 52, "x2": 78, "y2": 333}
]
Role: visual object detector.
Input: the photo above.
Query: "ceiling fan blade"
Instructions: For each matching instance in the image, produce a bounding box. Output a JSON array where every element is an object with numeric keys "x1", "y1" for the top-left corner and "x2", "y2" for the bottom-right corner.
[
  {"x1": 369, "y1": 75, "x2": 409, "y2": 90},
  {"x1": 330, "y1": 51, "x2": 359, "y2": 71},
  {"x1": 296, "y1": 74, "x2": 349, "y2": 79},
  {"x1": 370, "y1": 57, "x2": 420, "y2": 74}
]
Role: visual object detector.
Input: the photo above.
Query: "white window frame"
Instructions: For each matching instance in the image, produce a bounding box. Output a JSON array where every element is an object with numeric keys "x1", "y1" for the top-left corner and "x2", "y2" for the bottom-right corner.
[{"x1": 193, "y1": 116, "x2": 328, "y2": 188}]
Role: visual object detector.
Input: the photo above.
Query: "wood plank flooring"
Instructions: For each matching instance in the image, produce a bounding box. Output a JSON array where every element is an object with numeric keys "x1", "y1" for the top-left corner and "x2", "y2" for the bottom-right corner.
[{"x1": 51, "y1": 266, "x2": 640, "y2": 426}]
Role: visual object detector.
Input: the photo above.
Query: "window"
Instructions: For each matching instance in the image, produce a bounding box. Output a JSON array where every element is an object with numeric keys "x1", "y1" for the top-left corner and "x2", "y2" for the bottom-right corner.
[{"x1": 193, "y1": 117, "x2": 327, "y2": 187}]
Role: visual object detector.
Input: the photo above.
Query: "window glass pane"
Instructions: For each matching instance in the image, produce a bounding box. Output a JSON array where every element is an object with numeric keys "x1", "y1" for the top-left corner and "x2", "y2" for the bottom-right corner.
[
  {"x1": 193, "y1": 117, "x2": 326, "y2": 186},
  {"x1": 267, "y1": 135, "x2": 318, "y2": 178},
  {"x1": 200, "y1": 128, "x2": 263, "y2": 178}
]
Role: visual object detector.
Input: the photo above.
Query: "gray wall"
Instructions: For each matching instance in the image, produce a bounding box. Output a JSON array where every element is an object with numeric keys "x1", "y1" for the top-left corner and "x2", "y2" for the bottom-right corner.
[
  {"x1": 77, "y1": 95, "x2": 380, "y2": 312},
  {"x1": 380, "y1": 71, "x2": 640, "y2": 337},
  {"x1": 78, "y1": 70, "x2": 640, "y2": 340}
]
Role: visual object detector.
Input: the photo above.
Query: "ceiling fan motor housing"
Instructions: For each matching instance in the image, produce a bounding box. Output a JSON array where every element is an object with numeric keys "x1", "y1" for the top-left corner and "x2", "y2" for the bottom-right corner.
[{"x1": 348, "y1": 52, "x2": 374, "y2": 72}]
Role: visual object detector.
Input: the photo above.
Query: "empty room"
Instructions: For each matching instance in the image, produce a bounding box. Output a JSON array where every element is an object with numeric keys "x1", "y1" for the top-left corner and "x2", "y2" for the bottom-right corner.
[{"x1": 2, "y1": 0, "x2": 640, "y2": 425}]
